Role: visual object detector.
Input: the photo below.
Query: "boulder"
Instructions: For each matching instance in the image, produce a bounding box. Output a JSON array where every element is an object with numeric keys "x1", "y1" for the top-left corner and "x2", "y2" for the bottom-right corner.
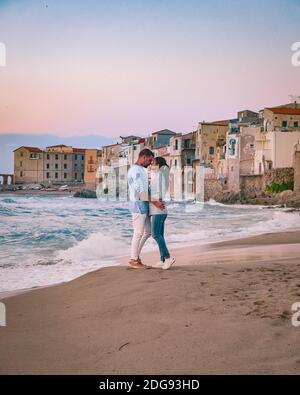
[{"x1": 73, "y1": 189, "x2": 97, "y2": 198}]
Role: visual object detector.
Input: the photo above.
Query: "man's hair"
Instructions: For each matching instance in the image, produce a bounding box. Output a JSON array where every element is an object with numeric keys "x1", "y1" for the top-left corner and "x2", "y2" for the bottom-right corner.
[{"x1": 138, "y1": 148, "x2": 154, "y2": 158}]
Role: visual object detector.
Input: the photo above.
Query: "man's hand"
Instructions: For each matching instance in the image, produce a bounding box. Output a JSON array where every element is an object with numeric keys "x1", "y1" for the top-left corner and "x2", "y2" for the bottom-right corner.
[{"x1": 152, "y1": 200, "x2": 165, "y2": 210}]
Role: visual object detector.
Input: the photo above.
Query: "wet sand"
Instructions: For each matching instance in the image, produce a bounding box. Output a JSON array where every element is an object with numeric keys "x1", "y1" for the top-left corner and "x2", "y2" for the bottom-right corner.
[{"x1": 1, "y1": 230, "x2": 300, "y2": 374}]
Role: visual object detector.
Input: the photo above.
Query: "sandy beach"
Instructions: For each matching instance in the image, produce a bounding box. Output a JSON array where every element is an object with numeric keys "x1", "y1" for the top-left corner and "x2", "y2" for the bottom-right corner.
[{"x1": 1, "y1": 230, "x2": 300, "y2": 374}]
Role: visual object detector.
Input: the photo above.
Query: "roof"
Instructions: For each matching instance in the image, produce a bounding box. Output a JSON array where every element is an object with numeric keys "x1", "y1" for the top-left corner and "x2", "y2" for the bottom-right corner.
[
  {"x1": 265, "y1": 107, "x2": 300, "y2": 115},
  {"x1": 200, "y1": 119, "x2": 231, "y2": 126},
  {"x1": 237, "y1": 109, "x2": 258, "y2": 115},
  {"x1": 182, "y1": 131, "x2": 196, "y2": 138},
  {"x1": 152, "y1": 129, "x2": 177, "y2": 135},
  {"x1": 13, "y1": 146, "x2": 42, "y2": 153},
  {"x1": 102, "y1": 143, "x2": 120, "y2": 149},
  {"x1": 209, "y1": 120, "x2": 231, "y2": 126},
  {"x1": 120, "y1": 135, "x2": 140, "y2": 140},
  {"x1": 46, "y1": 144, "x2": 69, "y2": 148},
  {"x1": 73, "y1": 148, "x2": 86, "y2": 153}
]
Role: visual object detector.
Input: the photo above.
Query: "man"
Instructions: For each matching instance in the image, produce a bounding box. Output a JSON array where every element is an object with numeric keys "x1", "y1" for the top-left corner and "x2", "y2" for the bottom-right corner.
[{"x1": 127, "y1": 148, "x2": 164, "y2": 269}]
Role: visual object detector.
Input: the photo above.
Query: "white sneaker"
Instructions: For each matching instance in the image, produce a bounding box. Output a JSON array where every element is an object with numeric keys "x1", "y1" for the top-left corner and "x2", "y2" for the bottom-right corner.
[
  {"x1": 162, "y1": 257, "x2": 175, "y2": 270},
  {"x1": 150, "y1": 261, "x2": 165, "y2": 269}
]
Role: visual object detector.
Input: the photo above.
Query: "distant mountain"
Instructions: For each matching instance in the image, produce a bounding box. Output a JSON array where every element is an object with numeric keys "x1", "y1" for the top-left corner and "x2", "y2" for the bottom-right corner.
[{"x1": 0, "y1": 133, "x2": 114, "y2": 173}]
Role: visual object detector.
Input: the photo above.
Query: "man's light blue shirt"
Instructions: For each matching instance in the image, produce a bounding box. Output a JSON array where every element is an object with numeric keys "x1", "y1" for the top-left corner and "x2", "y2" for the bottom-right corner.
[{"x1": 127, "y1": 164, "x2": 149, "y2": 214}]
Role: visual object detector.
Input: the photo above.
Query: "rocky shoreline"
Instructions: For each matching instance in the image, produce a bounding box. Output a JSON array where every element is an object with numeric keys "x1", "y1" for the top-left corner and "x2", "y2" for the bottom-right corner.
[
  {"x1": 219, "y1": 189, "x2": 300, "y2": 209},
  {"x1": 2, "y1": 187, "x2": 300, "y2": 209}
]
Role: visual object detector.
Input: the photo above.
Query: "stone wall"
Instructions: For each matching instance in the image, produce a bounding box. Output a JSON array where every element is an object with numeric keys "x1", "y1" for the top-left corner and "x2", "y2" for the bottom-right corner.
[
  {"x1": 239, "y1": 169, "x2": 294, "y2": 199},
  {"x1": 204, "y1": 179, "x2": 224, "y2": 201},
  {"x1": 240, "y1": 175, "x2": 264, "y2": 199},
  {"x1": 201, "y1": 167, "x2": 297, "y2": 203},
  {"x1": 263, "y1": 168, "x2": 294, "y2": 188},
  {"x1": 294, "y1": 151, "x2": 300, "y2": 192}
]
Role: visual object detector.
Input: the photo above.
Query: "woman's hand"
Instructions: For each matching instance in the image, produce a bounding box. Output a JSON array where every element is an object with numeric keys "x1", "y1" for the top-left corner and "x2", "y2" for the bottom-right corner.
[{"x1": 152, "y1": 200, "x2": 165, "y2": 210}]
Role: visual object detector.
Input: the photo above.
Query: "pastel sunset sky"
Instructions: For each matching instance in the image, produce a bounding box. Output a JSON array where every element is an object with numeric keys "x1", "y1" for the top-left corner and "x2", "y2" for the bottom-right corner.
[{"x1": 0, "y1": 0, "x2": 300, "y2": 137}]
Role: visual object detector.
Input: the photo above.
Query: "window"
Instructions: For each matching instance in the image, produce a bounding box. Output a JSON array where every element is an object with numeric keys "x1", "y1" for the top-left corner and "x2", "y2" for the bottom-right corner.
[
  {"x1": 75, "y1": 173, "x2": 77, "y2": 179},
  {"x1": 55, "y1": 154, "x2": 59, "y2": 160},
  {"x1": 175, "y1": 140, "x2": 178, "y2": 150},
  {"x1": 187, "y1": 158, "x2": 191, "y2": 165},
  {"x1": 64, "y1": 154, "x2": 67, "y2": 160},
  {"x1": 20, "y1": 161, "x2": 22, "y2": 167},
  {"x1": 20, "y1": 171, "x2": 23, "y2": 177},
  {"x1": 229, "y1": 139, "x2": 236, "y2": 156},
  {"x1": 55, "y1": 172, "x2": 58, "y2": 179},
  {"x1": 75, "y1": 163, "x2": 77, "y2": 168},
  {"x1": 46, "y1": 163, "x2": 50, "y2": 169},
  {"x1": 209, "y1": 146, "x2": 215, "y2": 155},
  {"x1": 294, "y1": 121, "x2": 299, "y2": 128},
  {"x1": 81, "y1": 173, "x2": 84, "y2": 179},
  {"x1": 282, "y1": 121, "x2": 288, "y2": 128},
  {"x1": 184, "y1": 140, "x2": 190, "y2": 149},
  {"x1": 55, "y1": 163, "x2": 58, "y2": 169},
  {"x1": 47, "y1": 154, "x2": 50, "y2": 160},
  {"x1": 64, "y1": 173, "x2": 67, "y2": 179},
  {"x1": 82, "y1": 155, "x2": 84, "y2": 160},
  {"x1": 64, "y1": 164, "x2": 67, "y2": 169},
  {"x1": 20, "y1": 152, "x2": 23, "y2": 157},
  {"x1": 75, "y1": 154, "x2": 78, "y2": 160},
  {"x1": 175, "y1": 159, "x2": 177, "y2": 167},
  {"x1": 46, "y1": 172, "x2": 50, "y2": 178}
]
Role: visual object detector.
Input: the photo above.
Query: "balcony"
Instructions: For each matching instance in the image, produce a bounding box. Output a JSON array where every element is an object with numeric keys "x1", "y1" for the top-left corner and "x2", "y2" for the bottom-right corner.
[
  {"x1": 274, "y1": 126, "x2": 299, "y2": 132},
  {"x1": 183, "y1": 143, "x2": 196, "y2": 150}
]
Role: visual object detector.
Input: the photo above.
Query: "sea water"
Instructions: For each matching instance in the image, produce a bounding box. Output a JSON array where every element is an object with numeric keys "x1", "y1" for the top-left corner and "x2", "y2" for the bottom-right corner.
[{"x1": 0, "y1": 194, "x2": 299, "y2": 292}]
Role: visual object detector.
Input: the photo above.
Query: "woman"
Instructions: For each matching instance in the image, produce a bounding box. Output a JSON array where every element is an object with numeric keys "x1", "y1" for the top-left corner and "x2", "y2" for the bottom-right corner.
[{"x1": 149, "y1": 157, "x2": 175, "y2": 270}]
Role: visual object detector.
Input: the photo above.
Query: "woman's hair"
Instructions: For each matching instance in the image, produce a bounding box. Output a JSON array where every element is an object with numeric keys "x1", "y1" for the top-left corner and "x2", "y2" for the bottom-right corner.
[
  {"x1": 154, "y1": 156, "x2": 169, "y2": 168},
  {"x1": 152, "y1": 157, "x2": 169, "y2": 198}
]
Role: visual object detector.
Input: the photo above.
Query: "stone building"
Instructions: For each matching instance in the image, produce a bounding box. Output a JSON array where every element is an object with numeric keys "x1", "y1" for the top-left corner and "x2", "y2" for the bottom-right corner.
[
  {"x1": 44, "y1": 145, "x2": 74, "y2": 184},
  {"x1": 14, "y1": 145, "x2": 87, "y2": 185},
  {"x1": 195, "y1": 120, "x2": 230, "y2": 179}
]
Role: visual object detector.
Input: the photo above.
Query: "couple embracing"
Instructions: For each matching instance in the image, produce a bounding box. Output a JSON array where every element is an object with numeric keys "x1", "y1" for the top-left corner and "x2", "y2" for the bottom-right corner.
[{"x1": 127, "y1": 148, "x2": 175, "y2": 270}]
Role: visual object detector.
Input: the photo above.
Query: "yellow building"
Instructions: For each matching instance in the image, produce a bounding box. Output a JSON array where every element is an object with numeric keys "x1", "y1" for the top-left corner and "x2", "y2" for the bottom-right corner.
[
  {"x1": 14, "y1": 146, "x2": 44, "y2": 184},
  {"x1": 84, "y1": 149, "x2": 103, "y2": 189}
]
